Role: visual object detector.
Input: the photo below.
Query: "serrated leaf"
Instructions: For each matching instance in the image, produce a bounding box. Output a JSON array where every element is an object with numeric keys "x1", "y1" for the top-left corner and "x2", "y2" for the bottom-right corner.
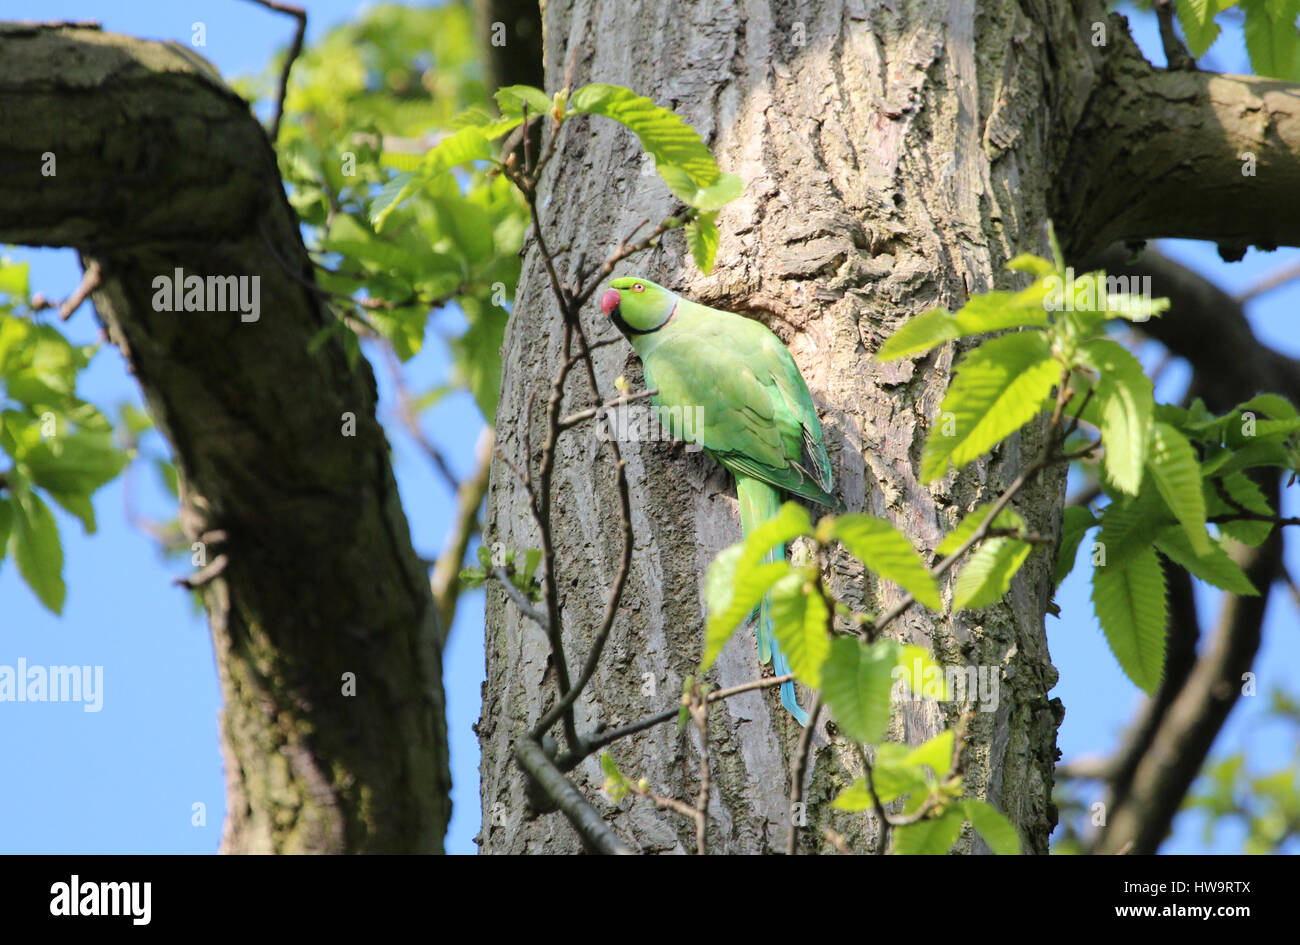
[
  {"x1": 831, "y1": 514, "x2": 941, "y2": 610},
  {"x1": 936, "y1": 502, "x2": 1025, "y2": 556},
  {"x1": 874, "y1": 308, "x2": 963, "y2": 361},
  {"x1": 769, "y1": 572, "x2": 831, "y2": 687},
  {"x1": 1155, "y1": 526, "x2": 1258, "y2": 596},
  {"x1": 962, "y1": 800, "x2": 1021, "y2": 854},
  {"x1": 1055, "y1": 505, "x2": 1097, "y2": 587},
  {"x1": 893, "y1": 808, "x2": 964, "y2": 854},
  {"x1": 821, "y1": 637, "x2": 899, "y2": 744},
  {"x1": 571, "y1": 83, "x2": 721, "y2": 190},
  {"x1": 1092, "y1": 545, "x2": 1167, "y2": 693},
  {"x1": 1147, "y1": 422, "x2": 1210, "y2": 555},
  {"x1": 901, "y1": 730, "x2": 956, "y2": 779},
  {"x1": 921, "y1": 332, "x2": 1059, "y2": 482},
  {"x1": 656, "y1": 166, "x2": 743, "y2": 210},
  {"x1": 875, "y1": 301, "x2": 1048, "y2": 362},
  {"x1": 1238, "y1": 393, "x2": 1298, "y2": 421},
  {"x1": 702, "y1": 547, "x2": 789, "y2": 670},
  {"x1": 872, "y1": 743, "x2": 933, "y2": 803},
  {"x1": 1005, "y1": 254, "x2": 1056, "y2": 279},
  {"x1": 495, "y1": 84, "x2": 553, "y2": 118},
  {"x1": 951, "y1": 535, "x2": 1032, "y2": 610},
  {"x1": 830, "y1": 779, "x2": 877, "y2": 812},
  {"x1": 1241, "y1": 0, "x2": 1300, "y2": 81},
  {"x1": 1095, "y1": 488, "x2": 1168, "y2": 568},
  {"x1": 685, "y1": 211, "x2": 720, "y2": 274},
  {"x1": 1176, "y1": 0, "x2": 1222, "y2": 58},
  {"x1": 1210, "y1": 471, "x2": 1274, "y2": 546},
  {"x1": 11, "y1": 489, "x2": 65, "y2": 614},
  {"x1": 1078, "y1": 338, "x2": 1154, "y2": 495}
]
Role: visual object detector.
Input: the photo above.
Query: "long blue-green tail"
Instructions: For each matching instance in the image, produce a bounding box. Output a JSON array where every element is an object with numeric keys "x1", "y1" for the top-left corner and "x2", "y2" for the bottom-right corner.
[{"x1": 737, "y1": 474, "x2": 810, "y2": 726}]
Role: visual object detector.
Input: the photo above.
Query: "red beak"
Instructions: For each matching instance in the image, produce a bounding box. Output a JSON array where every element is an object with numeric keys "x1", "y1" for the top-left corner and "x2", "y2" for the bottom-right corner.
[{"x1": 600, "y1": 288, "x2": 621, "y2": 316}]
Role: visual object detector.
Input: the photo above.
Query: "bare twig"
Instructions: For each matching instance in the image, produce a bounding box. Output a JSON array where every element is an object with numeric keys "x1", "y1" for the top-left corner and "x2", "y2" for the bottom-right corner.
[
  {"x1": 240, "y1": 0, "x2": 307, "y2": 143},
  {"x1": 514, "y1": 737, "x2": 637, "y2": 854},
  {"x1": 490, "y1": 566, "x2": 549, "y2": 630},
  {"x1": 786, "y1": 693, "x2": 823, "y2": 855},
  {"x1": 431, "y1": 427, "x2": 494, "y2": 641}
]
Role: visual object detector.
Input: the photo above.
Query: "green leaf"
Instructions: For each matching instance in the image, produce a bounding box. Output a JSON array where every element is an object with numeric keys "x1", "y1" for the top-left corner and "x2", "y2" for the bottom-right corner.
[
  {"x1": 494, "y1": 84, "x2": 553, "y2": 118},
  {"x1": 894, "y1": 808, "x2": 964, "y2": 854},
  {"x1": 656, "y1": 166, "x2": 743, "y2": 211},
  {"x1": 0, "y1": 497, "x2": 12, "y2": 565},
  {"x1": 600, "y1": 752, "x2": 632, "y2": 802},
  {"x1": 875, "y1": 299, "x2": 1048, "y2": 362},
  {"x1": 1005, "y1": 253, "x2": 1056, "y2": 279},
  {"x1": 45, "y1": 490, "x2": 96, "y2": 535},
  {"x1": 872, "y1": 742, "x2": 936, "y2": 803},
  {"x1": 685, "y1": 211, "x2": 720, "y2": 274},
  {"x1": 901, "y1": 730, "x2": 956, "y2": 779},
  {"x1": 18, "y1": 430, "x2": 128, "y2": 497},
  {"x1": 921, "y1": 332, "x2": 1059, "y2": 482},
  {"x1": 0, "y1": 258, "x2": 30, "y2": 298},
  {"x1": 893, "y1": 644, "x2": 948, "y2": 700},
  {"x1": 1146, "y1": 422, "x2": 1210, "y2": 555},
  {"x1": 769, "y1": 572, "x2": 832, "y2": 687},
  {"x1": 951, "y1": 535, "x2": 1032, "y2": 610},
  {"x1": 1238, "y1": 393, "x2": 1298, "y2": 421},
  {"x1": 571, "y1": 83, "x2": 722, "y2": 189},
  {"x1": 1055, "y1": 505, "x2": 1097, "y2": 587},
  {"x1": 1155, "y1": 526, "x2": 1258, "y2": 596},
  {"x1": 11, "y1": 489, "x2": 65, "y2": 614},
  {"x1": 1241, "y1": 0, "x2": 1300, "y2": 81},
  {"x1": 831, "y1": 514, "x2": 941, "y2": 610},
  {"x1": 370, "y1": 127, "x2": 492, "y2": 231},
  {"x1": 874, "y1": 308, "x2": 962, "y2": 361},
  {"x1": 1091, "y1": 544, "x2": 1167, "y2": 694},
  {"x1": 1176, "y1": 0, "x2": 1223, "y2": 57},
  {"x1": 962, "y1": 800, "x2": 1021, "y2": 854},
  {"x1": 821, "y1": 637, "x2": 899, "y2": 744},
  {"x1": 370, "y1": 171, "x2": 419, "y2": 231},
  {"x1": 702, "y1": 547, "x2": 789, "y2": 670},
  {"x1": 1077, "y1": 338, "x2": 1154, "y2": 495},
  {"x1": 936, "y1": 502, "x2": 1025, "y2": 555},
  {"x1": 830, "y1": 779, "x2": 878, "y2": 812},
  {"x1": 1096, "y1": 487, "x2": 1167, "y2": 568},
  {"x1": 1210, "y1": 471, "x2": 1274, "y2": 546}
]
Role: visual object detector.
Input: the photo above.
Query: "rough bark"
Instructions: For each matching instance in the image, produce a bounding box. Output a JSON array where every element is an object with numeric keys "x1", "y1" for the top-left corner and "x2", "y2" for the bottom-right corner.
[
  {"x1": 478, "y1": 0, "x2": 1123, "y2": 854},
  {"x1": 1056, "y1": 23, "x2": 1300, "y2": 254},
  {"x1": 0, "y1": 24, "x2": 450, "y2": 852}
]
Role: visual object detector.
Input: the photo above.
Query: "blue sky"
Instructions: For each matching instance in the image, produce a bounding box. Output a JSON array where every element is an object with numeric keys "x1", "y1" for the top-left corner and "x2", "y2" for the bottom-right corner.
[{"x1": 1, "y1": 2, "x2": 1295, "y2": 855}]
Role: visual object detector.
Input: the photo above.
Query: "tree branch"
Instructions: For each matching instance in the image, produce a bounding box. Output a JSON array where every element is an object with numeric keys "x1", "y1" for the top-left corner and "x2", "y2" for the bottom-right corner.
[
  {"x1": 1057, "y1": 23, "x2": 1300, "y2": 255},
  {"x1": 514, "y1": 737, "x2": 637, "y2": 854}
]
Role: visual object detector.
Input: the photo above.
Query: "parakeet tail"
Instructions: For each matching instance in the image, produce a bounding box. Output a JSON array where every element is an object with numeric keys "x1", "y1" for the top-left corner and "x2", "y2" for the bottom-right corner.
[{"x1": 736, "y1": 474, "x2": 810, "y2": 727}]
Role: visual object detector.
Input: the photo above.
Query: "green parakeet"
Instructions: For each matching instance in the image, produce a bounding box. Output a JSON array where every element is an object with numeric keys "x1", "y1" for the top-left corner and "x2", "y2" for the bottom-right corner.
[{"x1": 600, "y1": 276, "x2": 837, "y2": 725}]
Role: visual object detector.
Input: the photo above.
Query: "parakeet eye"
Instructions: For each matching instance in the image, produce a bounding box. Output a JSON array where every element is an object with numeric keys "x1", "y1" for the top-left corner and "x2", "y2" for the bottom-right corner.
[{"x1": 633, "y1": 283, "x2": 645, "y2": 292}]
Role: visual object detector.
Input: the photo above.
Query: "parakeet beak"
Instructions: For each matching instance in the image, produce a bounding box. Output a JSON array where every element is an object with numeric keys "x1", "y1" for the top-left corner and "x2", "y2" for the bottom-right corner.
[{"x1": 600, "y1": 288, "x2": 621, "y2": 316}]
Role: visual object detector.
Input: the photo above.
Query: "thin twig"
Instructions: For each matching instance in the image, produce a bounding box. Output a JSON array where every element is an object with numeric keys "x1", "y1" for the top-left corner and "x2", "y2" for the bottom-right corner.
[
  {"x1": 240, "y1": 0, "x2": 307, "y2": 143},
  {"x1": 786, "y1": 693, "x2": 823, "y2": 855},
  {"x1": 514, "y1": 737, "x2": 637, "y2": 854}
]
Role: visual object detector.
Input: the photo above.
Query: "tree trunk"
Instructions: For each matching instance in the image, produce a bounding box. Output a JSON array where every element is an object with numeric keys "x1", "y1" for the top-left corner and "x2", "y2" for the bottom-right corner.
[
  {"x1": 0, "y1": 23, "x2": 450, "y2": 852},
  {"x1": 480, "y1": 0, "x2": 1116, "y2": 853}
]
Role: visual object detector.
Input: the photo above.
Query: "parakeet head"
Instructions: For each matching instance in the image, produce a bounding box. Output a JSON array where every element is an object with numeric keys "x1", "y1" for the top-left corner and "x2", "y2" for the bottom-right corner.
[{"x1": 600, "y1": 277, "x2": 678, "y2": 336}]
